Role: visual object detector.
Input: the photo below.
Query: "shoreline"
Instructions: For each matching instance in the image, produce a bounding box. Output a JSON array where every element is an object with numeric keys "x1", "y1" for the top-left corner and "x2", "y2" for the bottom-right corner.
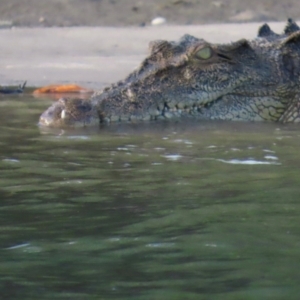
[{"x1": 0, "y1": 22, "x2": 291, "y2": 88}]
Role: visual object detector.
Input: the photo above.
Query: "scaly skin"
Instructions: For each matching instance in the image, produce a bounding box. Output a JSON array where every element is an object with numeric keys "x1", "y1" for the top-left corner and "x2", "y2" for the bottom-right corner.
[{"x1": 39, "y1": 19, "x2": 300, "y2": 127}]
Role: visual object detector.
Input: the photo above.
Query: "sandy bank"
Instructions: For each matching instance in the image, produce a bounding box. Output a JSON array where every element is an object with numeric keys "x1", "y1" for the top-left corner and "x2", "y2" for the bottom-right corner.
[{"x1": 0, "y1": 22, "x2": 289, "y2": 88}]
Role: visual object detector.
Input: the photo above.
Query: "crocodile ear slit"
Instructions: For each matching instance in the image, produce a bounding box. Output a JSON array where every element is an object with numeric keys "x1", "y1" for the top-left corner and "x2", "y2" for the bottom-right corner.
[{"x1": 284, "y1": 18, "x2": 300, "y2": 35}]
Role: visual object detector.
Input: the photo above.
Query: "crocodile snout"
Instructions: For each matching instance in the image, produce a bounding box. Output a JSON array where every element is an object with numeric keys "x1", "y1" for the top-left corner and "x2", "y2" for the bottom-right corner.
[{"x1": 39, "y1": 98, "x2": 99, "y2": 128}]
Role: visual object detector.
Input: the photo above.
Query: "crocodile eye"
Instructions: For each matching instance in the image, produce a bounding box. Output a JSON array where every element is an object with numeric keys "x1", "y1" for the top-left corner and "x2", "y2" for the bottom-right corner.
[{"x1": 196, "y1": 47, "x2": 212, "y2": 60}]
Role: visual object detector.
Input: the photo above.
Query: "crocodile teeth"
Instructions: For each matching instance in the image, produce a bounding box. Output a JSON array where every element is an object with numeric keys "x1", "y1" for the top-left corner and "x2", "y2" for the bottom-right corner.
[
  {"x1": 177, "y1": 102, "x2": 185, "y2": 109},
  {"x1": 150, "y1": 110, "x2": 161, "y2": 117},
  {"x1": 167, "y1": 102, "x2": 175, "y2": 109},
  {"x1": 157, "y1": 104, "x2": 164, "y2": 111},
  {"x1": 142, "y1": 115, "x2": 152, "y2": 121},
  {"x1": 164, "y1": 112, "x2": 173, "y2": 119},
  {"x1": 110, "y1": 115, "x2": 119, "y2": 122}
]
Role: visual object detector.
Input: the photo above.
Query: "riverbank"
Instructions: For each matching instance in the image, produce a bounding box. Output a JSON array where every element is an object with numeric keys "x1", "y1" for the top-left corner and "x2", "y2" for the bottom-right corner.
[{"x1": 0, "y1": 21, "x2": 289, "y2": 88}]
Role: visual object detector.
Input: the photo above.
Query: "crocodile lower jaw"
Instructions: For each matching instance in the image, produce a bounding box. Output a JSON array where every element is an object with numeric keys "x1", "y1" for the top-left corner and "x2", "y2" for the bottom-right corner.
[{"x1": 103, "y1": 98, "x2": 220, "y2": 123}]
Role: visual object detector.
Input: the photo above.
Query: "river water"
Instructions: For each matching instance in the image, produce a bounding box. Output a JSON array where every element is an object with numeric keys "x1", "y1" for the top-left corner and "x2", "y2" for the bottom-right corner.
[{"x1": 1, "y1": 94, "x2": 300, "y2": 299}]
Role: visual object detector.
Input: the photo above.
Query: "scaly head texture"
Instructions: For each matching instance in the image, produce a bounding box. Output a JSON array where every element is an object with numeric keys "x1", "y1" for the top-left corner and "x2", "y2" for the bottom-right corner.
[{"x1": 39, "y1": 19, "x2": 300, "y2": 127}]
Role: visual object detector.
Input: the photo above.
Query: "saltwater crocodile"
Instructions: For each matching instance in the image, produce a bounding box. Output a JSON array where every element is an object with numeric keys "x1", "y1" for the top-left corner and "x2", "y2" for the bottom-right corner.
[{"x1": 39, "y1": 19, "x2": 300, "y2": 127}]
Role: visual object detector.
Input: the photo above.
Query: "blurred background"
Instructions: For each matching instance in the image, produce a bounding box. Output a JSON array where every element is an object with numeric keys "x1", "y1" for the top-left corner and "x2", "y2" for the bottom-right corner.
[{"x1": 0, "y1": 0, "x2": 299, "y2": 28}]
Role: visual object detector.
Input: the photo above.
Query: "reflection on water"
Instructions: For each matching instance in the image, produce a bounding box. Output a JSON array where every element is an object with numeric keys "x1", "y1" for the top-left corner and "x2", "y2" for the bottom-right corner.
[{"x1": 1, "y1": 94, "x2": 300, "y2": 299}]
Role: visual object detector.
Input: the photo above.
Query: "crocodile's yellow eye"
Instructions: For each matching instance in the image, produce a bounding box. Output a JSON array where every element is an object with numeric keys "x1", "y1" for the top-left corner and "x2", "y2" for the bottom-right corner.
[{"x1": 196, "y1": 47, "x2": 212, "y2": 60}]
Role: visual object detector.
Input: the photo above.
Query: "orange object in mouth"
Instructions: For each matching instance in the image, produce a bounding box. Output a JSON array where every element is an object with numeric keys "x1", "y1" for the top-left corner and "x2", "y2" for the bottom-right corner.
[{"x1": 33, "y1": 84, "x2": 93, "y2": 94}]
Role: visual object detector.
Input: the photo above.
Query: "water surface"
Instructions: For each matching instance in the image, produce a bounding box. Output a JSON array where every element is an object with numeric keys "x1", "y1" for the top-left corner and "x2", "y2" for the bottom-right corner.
[{"x1": 1, "y1": 94, "x2": 300, "y2": 299}]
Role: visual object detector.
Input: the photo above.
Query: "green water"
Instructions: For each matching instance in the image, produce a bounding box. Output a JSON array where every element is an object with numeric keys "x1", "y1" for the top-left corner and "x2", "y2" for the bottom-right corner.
[{"x1": 1, "y1": 95, "x2": 300, "y2": 299}]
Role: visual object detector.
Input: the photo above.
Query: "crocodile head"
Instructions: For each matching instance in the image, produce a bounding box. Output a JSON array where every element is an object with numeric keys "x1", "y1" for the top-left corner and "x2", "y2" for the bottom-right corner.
[{"x1": 39, "y1": 20, "x2": 300, "y2": 127}]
